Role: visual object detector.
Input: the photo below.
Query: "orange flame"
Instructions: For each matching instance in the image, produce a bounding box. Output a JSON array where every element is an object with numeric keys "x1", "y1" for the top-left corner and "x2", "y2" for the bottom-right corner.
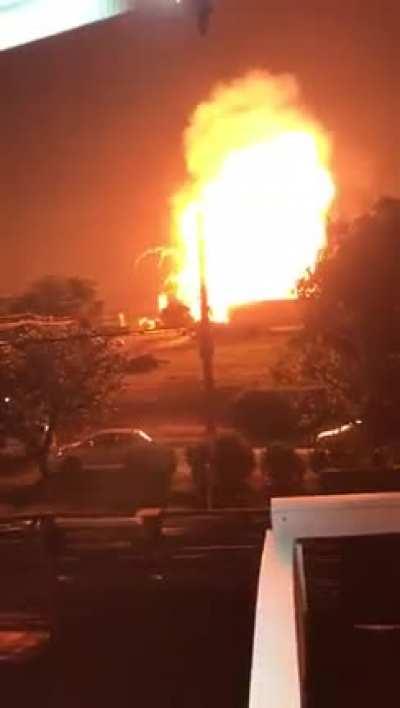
[{"x1": 165, "y1": 72, "x2": 335, "y2": 321}]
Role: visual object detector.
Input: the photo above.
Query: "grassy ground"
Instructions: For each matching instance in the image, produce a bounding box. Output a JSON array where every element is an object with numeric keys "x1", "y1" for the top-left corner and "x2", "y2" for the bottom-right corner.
[
  {"x1": 116, "y1": 327, "x2": 290, "y2": 433},
  {"x1": 0, "y1": 327, "x2": 292, "y2": 511}
]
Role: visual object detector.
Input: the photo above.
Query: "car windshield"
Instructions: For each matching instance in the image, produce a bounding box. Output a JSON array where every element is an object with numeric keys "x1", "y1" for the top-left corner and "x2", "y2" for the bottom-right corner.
[{"x1": 0, "y1": 2, "x2": 396, "y2": 707}]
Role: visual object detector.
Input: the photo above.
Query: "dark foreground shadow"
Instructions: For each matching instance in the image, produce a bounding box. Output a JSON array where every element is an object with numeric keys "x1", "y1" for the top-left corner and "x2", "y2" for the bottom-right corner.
[{"x1": 0, "y1": 508, "x2": 267, "y2": 708}]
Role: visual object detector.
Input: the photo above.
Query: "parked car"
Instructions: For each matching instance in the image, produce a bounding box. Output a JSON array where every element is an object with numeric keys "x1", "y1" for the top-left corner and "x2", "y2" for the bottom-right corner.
[
  {"x1": 49, "y1": 428, "x2": 176, "y2": 510},
  {"x1": 314, "y1": 420, "x2": 366, "y2": 468},
  {"x1": 53, "y1": 428, "x2": 155, "y2": 474},
  {"x1": 314, "y1": 420, "x2": 400, "y2": 469}
]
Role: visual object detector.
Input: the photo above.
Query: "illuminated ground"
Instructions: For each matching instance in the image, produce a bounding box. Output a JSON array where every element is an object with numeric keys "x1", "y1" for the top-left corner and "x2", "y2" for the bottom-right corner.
[{"x1": 116, "y1": 326, "x2": 290, "y2": 435}]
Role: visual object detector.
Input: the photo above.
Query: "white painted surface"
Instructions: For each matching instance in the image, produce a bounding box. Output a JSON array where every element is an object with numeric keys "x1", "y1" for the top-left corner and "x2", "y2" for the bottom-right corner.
[
  {"x1": 0, "y1": 0, "x2": 129, "y2": 51},
  {"x1": 249, "y1": 528, "x2": 300, "y2": 708},
  {"x1": 272, "y1": 492, "x2": 400, "y2": 540},
  {"x1": 249, "y1": 493, "x2": 400, "y2": 708}
]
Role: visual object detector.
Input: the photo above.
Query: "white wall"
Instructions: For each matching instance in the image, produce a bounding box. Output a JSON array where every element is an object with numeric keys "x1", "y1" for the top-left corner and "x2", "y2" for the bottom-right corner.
[
  {"x1": 249, "y1": 493, "x2": 400, "y2": 708},
  {"x1": 0, "y1": 0, "x2": 130, "y2": 51}
]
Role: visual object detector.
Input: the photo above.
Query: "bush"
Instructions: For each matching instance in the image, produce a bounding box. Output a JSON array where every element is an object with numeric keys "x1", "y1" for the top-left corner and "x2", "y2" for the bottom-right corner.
[
  {"x1": 261, "y1": 443, "x2": 305, "y2": 497},
  {"x1": 186, "y1": 441, "x2": 210, "y2": 505},
  {"x1": 231, "y1": 389, "x2": 298, "y2": 444},
  {"x1": 309, "y1": 448, "x2": 329, "y2": 474},
  {"x1": 187, "y1": 433, "x2": 255, "y2": 507},
  {"x1": 213, "y1": 433, "x2": 254, "y2": 490}
]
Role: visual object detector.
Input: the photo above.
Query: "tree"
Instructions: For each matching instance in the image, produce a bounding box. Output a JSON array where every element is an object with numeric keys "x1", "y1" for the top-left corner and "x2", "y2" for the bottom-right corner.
[
  {"x1": 160, "y1": 297, "x2": 194, "y2": 329},
  {"x1": 275, "y1": 198, "x2": 400, "y2": 443},
  {"x1": 261, "y1": 444, "x2": 305, "y2": 496},
  {"x1": 11, "y1": 276, "x2": 103, "y2": 323},
  {"x1": 0, "y1": 323, "x2": 125, "y2": 474}
]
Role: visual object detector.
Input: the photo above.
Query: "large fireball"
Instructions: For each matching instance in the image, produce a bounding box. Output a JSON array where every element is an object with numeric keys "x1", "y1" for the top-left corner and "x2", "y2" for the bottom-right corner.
[{"x1": 166, "y1": 72, "x2": 335, "y2": 321}]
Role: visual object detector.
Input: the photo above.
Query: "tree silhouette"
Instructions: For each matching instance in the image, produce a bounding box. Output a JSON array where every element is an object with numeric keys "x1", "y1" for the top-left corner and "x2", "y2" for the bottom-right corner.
[
  {"x1": 275, "y1": 198, "x2": 400, "y2": 443},
  {"x1": 160, "y1": 297, "x2": 194, "y2": 329},
  {"x1": 10, "y1": 276, "x2": 103, "y2": 323},
  {"x1": 0, "y1": 322, "x2": 125, "y2": 474}
]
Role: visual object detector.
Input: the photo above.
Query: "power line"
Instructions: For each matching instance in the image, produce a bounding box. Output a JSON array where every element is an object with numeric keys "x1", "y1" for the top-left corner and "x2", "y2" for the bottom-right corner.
[{"x1": 0, "y1": 325, "x2": 192, "y2": 347}]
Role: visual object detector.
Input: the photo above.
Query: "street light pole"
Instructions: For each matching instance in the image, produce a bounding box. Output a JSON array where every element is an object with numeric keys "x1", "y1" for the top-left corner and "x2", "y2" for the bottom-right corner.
[{"x1": 197, "y1": 208, "x2": 216, "y2": 508}]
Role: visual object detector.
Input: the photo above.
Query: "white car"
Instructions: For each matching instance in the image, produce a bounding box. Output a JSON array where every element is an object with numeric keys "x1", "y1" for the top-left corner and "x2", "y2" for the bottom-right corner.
[{"x1": 54, "y1": 428, "x2": 154, "y2": 474}]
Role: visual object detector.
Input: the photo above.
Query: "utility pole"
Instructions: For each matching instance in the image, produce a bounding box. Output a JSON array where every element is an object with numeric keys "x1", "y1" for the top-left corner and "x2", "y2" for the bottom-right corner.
[{"x1": 197, "y1": 208, "x2": 216, "y2": 508}]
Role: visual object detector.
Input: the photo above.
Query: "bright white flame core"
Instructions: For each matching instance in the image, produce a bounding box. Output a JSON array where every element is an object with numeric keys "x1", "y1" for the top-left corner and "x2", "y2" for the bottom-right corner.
[{"x1": 168, "y1": 73, "x2": 336, "y2": 321}]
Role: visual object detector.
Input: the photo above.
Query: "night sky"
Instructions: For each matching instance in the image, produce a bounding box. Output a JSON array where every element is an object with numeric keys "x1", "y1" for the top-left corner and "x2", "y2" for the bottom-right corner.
[{"x1": 1, "y1": 1, "x2": 399, "y2": 313}]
